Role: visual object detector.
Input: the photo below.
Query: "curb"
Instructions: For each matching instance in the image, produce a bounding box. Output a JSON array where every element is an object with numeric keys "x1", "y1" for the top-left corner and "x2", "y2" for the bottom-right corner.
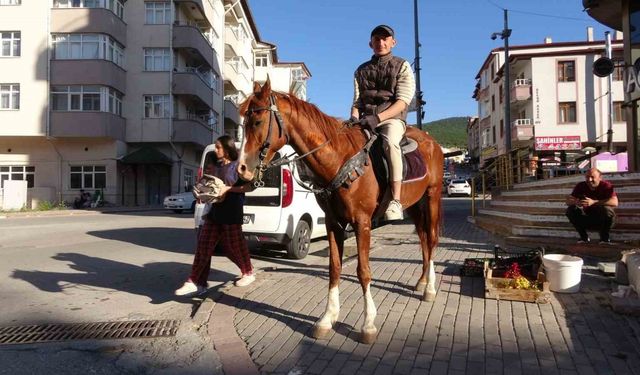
[{"x1": 0, "y1": 207, "x2": 166, "y2": 218}]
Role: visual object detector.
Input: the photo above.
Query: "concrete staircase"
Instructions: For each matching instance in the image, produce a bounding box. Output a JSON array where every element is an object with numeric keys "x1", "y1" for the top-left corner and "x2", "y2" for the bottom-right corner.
[{"x1": 473, "y1": 172, "x2": 640, "y2": 259}]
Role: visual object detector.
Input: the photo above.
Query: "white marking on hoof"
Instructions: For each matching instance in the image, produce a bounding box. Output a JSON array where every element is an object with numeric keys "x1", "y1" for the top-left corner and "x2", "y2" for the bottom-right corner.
[
  {"x1": 314, "y1": 286, "x2": 339, "y2": 337},
  {"x1": 360, "y1": 283, "x2": 377, "y2": 343}
]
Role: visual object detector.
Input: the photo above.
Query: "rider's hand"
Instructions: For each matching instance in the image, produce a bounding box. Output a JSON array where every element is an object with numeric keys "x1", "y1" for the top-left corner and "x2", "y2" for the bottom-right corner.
[
  {"x1": 349, "y1": 115, "x2": 358, "y2": 124},
  {"x1": 359, "y1": 115, "x2": 380, "y2": 132}
]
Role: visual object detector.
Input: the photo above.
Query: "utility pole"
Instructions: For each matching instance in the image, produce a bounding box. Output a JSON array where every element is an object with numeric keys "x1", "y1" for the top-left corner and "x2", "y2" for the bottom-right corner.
[
  {"x1": 413, "y1": 0, "x2": 424, "y2": 130},
  {"x1": 605, "y1": 31, "x2": 614, "y2": 153},
  {"x1": 502, "y1": 9, "x2": 512, "y2": 153}
]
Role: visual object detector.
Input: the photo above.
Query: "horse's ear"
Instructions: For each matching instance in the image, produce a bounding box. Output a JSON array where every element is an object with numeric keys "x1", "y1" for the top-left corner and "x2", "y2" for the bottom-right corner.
[
  {"x1": 261, "y1": 76, "x2": 272, "y2": 96},
  {"x1": 253, "y1": 81, "x2": 261, "y2": 94}
]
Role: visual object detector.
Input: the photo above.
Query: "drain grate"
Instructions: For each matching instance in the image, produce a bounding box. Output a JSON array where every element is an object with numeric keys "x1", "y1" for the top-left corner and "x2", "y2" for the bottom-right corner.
[{"x1": 0, "y1": 319, "x2": 179, "y2": 345}]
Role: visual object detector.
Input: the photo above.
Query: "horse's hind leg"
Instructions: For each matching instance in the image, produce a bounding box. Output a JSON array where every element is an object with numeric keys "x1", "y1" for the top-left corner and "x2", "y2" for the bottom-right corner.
[{"x1": 313, "y1": 222, "x2": 345, "y2": 339}]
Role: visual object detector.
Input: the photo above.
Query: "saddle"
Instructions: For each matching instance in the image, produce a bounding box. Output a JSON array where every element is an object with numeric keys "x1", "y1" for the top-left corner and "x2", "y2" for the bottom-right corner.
[{"x1": 369, "y1": 135, "x2": 427, "y2": 187}]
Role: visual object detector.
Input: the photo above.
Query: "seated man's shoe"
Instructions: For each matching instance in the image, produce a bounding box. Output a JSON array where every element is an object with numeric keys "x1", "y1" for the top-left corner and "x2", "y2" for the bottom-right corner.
[
  {"x1": 235, "y1": 274, "x2": 255, "y2": 287},
  {"x1": 599, "y1": 239, "x2": 613, "y2": 245},
  {"x1": 175, "y1": 281, "x2": 207, "y2": 297},
  {"x1": 384, "y1": 199, "x2": 403, "y2": 221},
  {"x1": 577, "y1": 238, "x2": 590, "y2": 244}
]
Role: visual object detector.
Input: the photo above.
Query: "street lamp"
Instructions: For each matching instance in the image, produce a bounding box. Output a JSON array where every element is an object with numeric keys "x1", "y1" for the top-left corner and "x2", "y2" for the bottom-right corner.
[{"x1": 491, "y1": 9, "x2": 512, "y2": 153}]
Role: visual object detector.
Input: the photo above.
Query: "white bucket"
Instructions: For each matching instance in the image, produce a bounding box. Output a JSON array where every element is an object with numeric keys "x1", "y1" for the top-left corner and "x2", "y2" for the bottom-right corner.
[{"x1": 542, "y1": 254, "x2": 584, "y2": 293}]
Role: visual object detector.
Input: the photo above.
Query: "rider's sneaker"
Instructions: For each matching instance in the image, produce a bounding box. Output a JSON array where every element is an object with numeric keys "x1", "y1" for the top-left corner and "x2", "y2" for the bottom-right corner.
[{"x1": 384, "y1": 199, "x2": 403, "y2": 221}]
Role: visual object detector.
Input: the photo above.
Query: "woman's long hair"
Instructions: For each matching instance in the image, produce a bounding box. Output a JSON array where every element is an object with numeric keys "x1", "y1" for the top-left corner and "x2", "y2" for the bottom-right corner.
[{"x1": 217, "y1": 135, "x2": 238, "y2": 161}]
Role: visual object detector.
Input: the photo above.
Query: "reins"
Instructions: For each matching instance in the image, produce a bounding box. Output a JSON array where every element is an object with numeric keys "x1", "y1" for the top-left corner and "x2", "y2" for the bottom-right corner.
[{"x1": 246, "y1": 93, "x2": 372, "y2": 196}]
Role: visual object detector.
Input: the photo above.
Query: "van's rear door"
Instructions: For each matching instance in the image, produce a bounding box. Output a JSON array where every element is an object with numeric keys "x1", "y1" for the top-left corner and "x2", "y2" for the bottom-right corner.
[{"x1": 242, "y1": 153, "x2": 283, "y2": 232}]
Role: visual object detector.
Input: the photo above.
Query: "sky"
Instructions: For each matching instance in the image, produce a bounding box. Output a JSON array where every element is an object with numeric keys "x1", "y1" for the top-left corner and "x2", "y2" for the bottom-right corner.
[{"x1": 248, "y1": 0, "x2": 614, "y2": 124}]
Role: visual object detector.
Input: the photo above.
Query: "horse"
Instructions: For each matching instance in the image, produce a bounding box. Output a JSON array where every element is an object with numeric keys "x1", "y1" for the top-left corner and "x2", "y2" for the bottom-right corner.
[{"x1": 237, "y1": 79, "x2": 443, "y2": 344}]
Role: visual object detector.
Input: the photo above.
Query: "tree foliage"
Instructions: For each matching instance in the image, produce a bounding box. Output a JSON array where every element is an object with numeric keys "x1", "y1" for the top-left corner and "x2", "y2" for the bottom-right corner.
[{"x1": 410, "y1": 117, "x2": 468, "y2": 149}]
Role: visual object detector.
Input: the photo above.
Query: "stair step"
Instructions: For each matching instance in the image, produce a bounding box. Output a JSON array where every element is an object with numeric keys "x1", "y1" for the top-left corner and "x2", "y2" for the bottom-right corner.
[
  {"x1": 511, "y1": 172, "x2": 640, "y2": 191},
  {"x1": 512, "y1": 225, "x2": 640, "y2": 241},
  {"x1": 504, "y1": 236, "x2": 632, "y2": 260},
  {"x1": 477, "y1": 208, "x2": 640, "y2": 227},
  {"x1": 489, "y1": 200, "x2": 640, "y2": 211},
  {"x1": 498, "y1": 185, "x2": 640, "y2": 198}
]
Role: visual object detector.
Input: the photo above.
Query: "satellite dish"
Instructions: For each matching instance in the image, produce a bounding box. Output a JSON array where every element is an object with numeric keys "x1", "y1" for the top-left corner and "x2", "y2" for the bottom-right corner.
[{"x1": 593, "y1": 57, "x2": 614, "y2": 77}]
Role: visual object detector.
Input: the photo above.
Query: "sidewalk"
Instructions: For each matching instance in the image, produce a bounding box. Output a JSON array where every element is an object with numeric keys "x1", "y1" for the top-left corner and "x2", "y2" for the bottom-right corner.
[
  {"x1": 210, "y1": 216, "x2": 640, "y2": 374},
  {"x1": 0, "y1": 204, "x2": 165, "y2": 219}
]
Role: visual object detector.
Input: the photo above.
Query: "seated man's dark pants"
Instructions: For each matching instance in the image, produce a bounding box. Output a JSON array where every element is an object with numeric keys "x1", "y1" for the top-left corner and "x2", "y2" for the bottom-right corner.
[{"x1": 565, "y1": 205, "x2": 616, "y2": 241}]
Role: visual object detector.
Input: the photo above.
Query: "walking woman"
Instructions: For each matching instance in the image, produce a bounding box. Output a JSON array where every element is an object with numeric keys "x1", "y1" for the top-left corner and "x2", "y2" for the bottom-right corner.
[{"x1": 175, "y1": 135, "x2": 255, "y2": 297}]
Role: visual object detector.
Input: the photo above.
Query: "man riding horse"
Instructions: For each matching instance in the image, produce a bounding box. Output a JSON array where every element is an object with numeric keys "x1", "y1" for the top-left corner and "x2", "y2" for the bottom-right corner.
[{"x1": 351, "y1": 24, "x2": 415, "y2": 220}]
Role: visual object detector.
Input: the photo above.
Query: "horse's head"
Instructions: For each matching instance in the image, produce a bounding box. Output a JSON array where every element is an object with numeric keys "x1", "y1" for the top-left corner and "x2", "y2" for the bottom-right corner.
[{"x1": 237, "y1": 79, "x2": 289, "y2": 182}]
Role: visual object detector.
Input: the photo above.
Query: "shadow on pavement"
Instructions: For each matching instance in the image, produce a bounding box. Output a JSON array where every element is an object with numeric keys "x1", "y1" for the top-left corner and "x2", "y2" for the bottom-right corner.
[
  {"x1": 87, "y1": 227, "x2": 196, "y2": 254},
  {"x1": 11, "y1": 252, "x2": 237, "y2": 304}
]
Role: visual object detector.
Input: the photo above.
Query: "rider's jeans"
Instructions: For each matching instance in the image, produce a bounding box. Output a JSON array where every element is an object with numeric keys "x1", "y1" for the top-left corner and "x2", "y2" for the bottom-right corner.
[{"x1": 377, "y1": 118, "x2": 406, "y2": 182}]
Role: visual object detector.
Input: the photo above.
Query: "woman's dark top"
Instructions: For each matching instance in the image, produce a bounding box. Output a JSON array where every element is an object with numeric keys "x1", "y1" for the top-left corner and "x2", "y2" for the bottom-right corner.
[{"x1": 206, "y1": 160, "x2": 245, "y2": 225}]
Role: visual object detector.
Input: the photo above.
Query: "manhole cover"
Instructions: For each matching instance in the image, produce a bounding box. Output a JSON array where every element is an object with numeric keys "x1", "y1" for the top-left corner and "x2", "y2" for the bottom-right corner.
[{"x1": 0, "y1": 319, "x2": 179, "y2": 345}]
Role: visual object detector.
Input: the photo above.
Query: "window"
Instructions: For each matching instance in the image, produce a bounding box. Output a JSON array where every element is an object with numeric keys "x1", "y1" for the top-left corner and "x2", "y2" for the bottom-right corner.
[
  {"x1": 614, "y1": 101, "x2": 626, "y2": 122},
  {"x1": 557, "y1": 61, "x2": 575, "y2": 82},
  {"x1": 0, "y1": 0, "x2": 21, "y2": 5},
  {"x1": 0, "y1": 84, "x2": 19, "y2": 109},
  {"x1": 52, "y1": 34, "x2": 124, "y2": 67},
  {"x1": 255, "y1": 52, "x2": 268, "y2": 67},
  {"x1": 108, "y1": 88, "x2": 122, "y2": 116},
  {"x1": 0, "y1": 166, "x2": 34, "y2": 188},
  {"x1": 143, "y1": 48, "x2": 170, "y2": 71},
  {"x1": 211, "y1": 70, "x2": 220, "y2": 93},
  {"x1": 145, "y1": 2, "x2": 171, "y2": 24},
  {"x1": 291, "y1": 68, "x2": 306, "y2": 82},
  {"x1": 51, "y1": 85, "x2": 121, "y2": 114},
  {"x1": 492, "y1": 126, "x2": 496, "y2": 143},
  {"x1": 559, "y1": 102, "x2": 576, "y2": 123},
  {"x1": 210, "y1": 110, "x2": 219, "y2": 132},
  {"x1": 499, "y1": 85, "x2": 503, "y2": 104},
  {"x1": 144, "y1": 95, "x2": 170, "y2": 118},
  {"x1": 70, "y1": 165, "x2": 106, "y2": 189},
  {"x1": 491, "y1": 95, "x2": 495, "y2": 111},
  {"x1": 1, "y1": 31, "x2": 20, "y2": 57},
  {"x1": 184, "y1": 168, "x2": 193, "y2": 189},
  {"x1": 481, "y1": 128, "x2": 491, "y2": 147},
  {"x1": 613, "y1": 59, "x2": 624, "y2": 81},
  {"x1": 51, "y1": 86, "x2": 101, "y2": 111},
  {"x1": 53, "y1": 0, "x2": 124, "y2": 18},
  {"x1": 499, "y1": 119, "x2": 504, "y2": 138}
]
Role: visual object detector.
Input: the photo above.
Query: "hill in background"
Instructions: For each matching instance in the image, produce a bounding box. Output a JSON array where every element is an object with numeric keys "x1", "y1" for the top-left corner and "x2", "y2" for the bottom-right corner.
[{"x1": 409, "y1": 116, "x2": 468, "y2": 149}]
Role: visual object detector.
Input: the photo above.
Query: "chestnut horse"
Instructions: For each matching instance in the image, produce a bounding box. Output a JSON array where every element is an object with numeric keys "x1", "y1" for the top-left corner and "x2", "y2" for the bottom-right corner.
[{"x1": 237, "y1": 80, "x2": 443, "y2": 343}]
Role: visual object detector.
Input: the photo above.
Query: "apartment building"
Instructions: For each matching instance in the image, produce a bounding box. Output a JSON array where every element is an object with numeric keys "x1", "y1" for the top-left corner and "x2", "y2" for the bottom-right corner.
[
  {"x1": 472, "y1": 28, "x2": 626, "y2": 173},
  {"x1": 0, "y1": 0, "x2": 310, "y2": 208}
]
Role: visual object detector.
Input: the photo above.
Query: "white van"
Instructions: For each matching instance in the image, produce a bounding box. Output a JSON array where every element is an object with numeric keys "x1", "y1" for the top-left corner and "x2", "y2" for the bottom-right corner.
[{"x1": 194, "y1": 144, "x2": 326, "y2": 259}]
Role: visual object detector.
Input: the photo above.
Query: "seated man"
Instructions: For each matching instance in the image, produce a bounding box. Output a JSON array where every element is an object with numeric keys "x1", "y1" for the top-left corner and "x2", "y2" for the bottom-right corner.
[{"x1": 565, "y1": 167, "x2": 618, "y2": 244}]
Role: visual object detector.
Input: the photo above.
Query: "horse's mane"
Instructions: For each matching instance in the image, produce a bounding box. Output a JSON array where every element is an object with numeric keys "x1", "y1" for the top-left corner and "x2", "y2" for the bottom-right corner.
[{"x1": 274, "y1": 92, "x2": 343, "y2": 136}]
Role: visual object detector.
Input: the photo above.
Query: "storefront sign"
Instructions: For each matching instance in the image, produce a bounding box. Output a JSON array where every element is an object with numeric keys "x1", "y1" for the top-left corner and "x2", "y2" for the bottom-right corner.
[
  {"x1": 534, "y1": 136, "x2": 581, "y2": 151},
  {"x1": 624, "y1": 57, "x2": 640, "y2": 102}
]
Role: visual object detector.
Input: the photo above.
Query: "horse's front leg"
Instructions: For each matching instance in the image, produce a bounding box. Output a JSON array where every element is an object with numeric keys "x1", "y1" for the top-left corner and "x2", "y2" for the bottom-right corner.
[
  {"x1": 313, "y1": 221, "x2": 344, "y2": 339},
  {"x1": 354, "y1": 218, "x2": 377, "y2": 344}
]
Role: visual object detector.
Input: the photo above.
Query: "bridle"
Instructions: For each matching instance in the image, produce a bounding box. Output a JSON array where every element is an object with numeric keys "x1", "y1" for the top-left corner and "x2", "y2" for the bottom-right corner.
[{"x1": 244, "y1": 94, "x2": 289, "y2": 187}]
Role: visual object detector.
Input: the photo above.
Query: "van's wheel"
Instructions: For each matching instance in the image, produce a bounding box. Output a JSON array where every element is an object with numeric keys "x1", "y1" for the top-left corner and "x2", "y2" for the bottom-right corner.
[
  {"x1": 173, "y1": 209, "x2": 183, "y2": 214},
  {"x1": 287, "y1": 220, "x2": 311, "y2": 259}
]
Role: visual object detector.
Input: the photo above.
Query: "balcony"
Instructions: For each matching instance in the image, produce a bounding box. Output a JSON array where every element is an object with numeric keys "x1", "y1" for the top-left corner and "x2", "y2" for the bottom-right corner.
[
  {"x1": 511, "y1": 118, "x2": 534, "y2": 142},
  {"x1": 173, "y1": 24, "x2": 214, "y2": 69},
  {"x1": 173, "y1": 70, "x2": 213, "y2": 109},
  {"x1": 224, "y1": 24, "x2": 245, "y2": 57},
  {"x1": 174, "y1": 0, "x2": 215, "y2": 27},
  {"x1": 510, "y1": 78, "x2": 532, "y2": 103},
  {"x1": 224, "y1": 99, "x2": 240, "y2": 126},
  {"x1": 224, "y1": 60, "x2": 250, "y2": 92},
  {"x1": 478, "y1": 86, "x2": 490, "y2": 101},
  {"x1": 51, "y1": 60, "x2": 126, "y2": 93},
  {"x1": 51, "y1": 7, "x2": 126, "y2": 45},
  {"x1": 50, "y1": 112, "x2": 125, "y2": 141},
  {"x1": 172, "y1": 118, "x2": 213, "y2": 148}
]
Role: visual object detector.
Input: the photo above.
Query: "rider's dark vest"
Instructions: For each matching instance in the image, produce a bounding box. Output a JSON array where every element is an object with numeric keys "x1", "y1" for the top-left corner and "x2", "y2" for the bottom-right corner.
[{"x1": 355, "y1": 53, "x2": 408, "y2": 122}]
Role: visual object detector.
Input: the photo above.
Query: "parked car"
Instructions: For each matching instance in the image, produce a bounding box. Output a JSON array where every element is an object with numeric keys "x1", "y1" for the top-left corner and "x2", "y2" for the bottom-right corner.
[
  {"x1": 164, "y1": 191, "x2": 196, "y2": 213},
  {"x1": 447, "y1": 179, "x2": 472, "y2": 197},
  {"x1": 194, "y1": 144, "x2": 327, "y2": 259}
]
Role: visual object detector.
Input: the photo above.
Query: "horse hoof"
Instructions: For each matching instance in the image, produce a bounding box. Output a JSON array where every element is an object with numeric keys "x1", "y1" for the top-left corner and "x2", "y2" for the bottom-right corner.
[
  {"x1": 360, "y1": 331, "x2": 377, "y2": 344},
  {"x1": 422, "y1": 291, "x2": 436, "y2": 302},
  {"x1": 312, "y1": 326, "x2": 332, "y2": 339},
  {"x1": 414, "y1": 282, "x2": 427, "y2": 292}
]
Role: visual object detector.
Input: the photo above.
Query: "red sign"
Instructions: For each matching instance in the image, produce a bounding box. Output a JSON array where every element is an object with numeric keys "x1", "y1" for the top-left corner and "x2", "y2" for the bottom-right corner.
[{"x1": 534, "y1": 136, "x2": 581, "y2": 151}]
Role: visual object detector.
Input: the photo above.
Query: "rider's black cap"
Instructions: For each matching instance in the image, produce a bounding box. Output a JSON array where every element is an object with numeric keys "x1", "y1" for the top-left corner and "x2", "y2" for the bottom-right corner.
[{"x1": 370, "y1": 24, "x2": 394, "y2": 38}]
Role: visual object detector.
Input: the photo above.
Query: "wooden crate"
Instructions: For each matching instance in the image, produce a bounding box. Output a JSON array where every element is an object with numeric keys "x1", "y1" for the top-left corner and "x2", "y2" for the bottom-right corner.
[{"x1": 484, "y1": 262, "x2": 551, "y2": 304}]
